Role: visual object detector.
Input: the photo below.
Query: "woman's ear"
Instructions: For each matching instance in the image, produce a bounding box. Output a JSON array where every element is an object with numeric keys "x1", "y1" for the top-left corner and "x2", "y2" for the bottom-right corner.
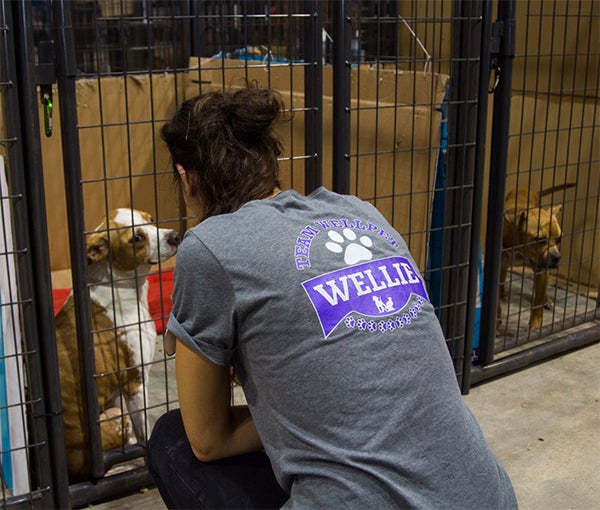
[
  {"x1": 176, "y1": 164, "x2": 193, "y2": 195},
  {"x1": 175, "y1": 163, "x2": 203, "y2": 217}
]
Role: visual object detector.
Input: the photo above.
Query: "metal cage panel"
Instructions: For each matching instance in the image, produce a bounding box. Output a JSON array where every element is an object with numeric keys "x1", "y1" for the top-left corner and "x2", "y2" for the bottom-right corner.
[{"x1": 1, "y1": 0, "x2": 598, "y2": 507}]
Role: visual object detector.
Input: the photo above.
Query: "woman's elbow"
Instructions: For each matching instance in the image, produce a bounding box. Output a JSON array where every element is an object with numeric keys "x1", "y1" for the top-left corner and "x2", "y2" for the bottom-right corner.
[{"x1": 190, "y1": 442, "x2": 226, "y2": 463}]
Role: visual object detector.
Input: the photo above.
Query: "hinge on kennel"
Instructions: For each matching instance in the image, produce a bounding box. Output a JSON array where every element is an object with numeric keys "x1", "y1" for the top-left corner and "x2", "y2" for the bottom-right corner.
[{"x1": 36, "y1": 40, "x2": 56, "y2": 137}]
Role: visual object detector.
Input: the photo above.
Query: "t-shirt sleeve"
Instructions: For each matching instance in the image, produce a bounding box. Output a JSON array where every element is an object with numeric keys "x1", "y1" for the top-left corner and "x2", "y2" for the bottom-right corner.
[{"x1": 166, "y1": 231, "x2": 236, "y2": 366}]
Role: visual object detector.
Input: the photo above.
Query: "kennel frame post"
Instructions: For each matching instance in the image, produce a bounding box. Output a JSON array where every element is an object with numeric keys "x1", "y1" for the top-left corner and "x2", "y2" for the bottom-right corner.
[
  {"x1": 51, "y1": 0, "x2": 105, "y2": 481},
  {"x1": 1, "y1": 1, "x2": 69, "y2": 507},
  {"x1": 470, "y1": 323, "x2": 600, "y2": 385},
  {"x1": 478, "y1": 0, "x2": 516, "y2": 366},
  {"x1": 332, "y1": 0, "x2": 351, "y2": 194},
  {"x1": 460, "y1": 0, "x2": 494, "y2": 394},
  {"x1": 440, "y1": 0, "x2": 485, "y2": 386},
  {"x1": 303, "y1": 0, "x2": 323, "y2": 193}
]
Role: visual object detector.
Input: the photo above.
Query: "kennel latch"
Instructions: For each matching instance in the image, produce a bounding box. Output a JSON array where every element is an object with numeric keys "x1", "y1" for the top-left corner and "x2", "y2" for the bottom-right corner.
[
  {"x1": 36, "y1": 40, "x2": 56, "y2": 137},
  {"x1": 488, "y1": 15, "x2": 515, "y2": 95},
  {"x1": 488, "y1": 21, "x2": 504, "y2": 93}
]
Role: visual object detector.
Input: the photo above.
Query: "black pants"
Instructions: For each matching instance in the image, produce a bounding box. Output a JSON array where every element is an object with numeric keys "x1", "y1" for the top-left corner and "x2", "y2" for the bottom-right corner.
[{"x1": 147, "y1": 409, "x2": 289, "y2": 509}]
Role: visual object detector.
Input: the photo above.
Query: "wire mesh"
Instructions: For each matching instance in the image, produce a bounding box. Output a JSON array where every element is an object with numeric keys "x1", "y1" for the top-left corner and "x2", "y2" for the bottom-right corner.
[
  {"x1": 339, "y1": 1, "x2": 483, "y2": 383},
  {"x1": 29, "y1": 0, "x2": 486, "y2": 493},
  {"x1": 34, "y1": 0, "x2": 323, "y2": 495},
  {"x1": 0, "y1": 159, "x2": 36, "y2": 505},
  {"x1": 1, "y1": 2, "x2": 55, "y2": 507},
  {"x1": 494, "y1": 0, "x2": 599, "y2": 356}
]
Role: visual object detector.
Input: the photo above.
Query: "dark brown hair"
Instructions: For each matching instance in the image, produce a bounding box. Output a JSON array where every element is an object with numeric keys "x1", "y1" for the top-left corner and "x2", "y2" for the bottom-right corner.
[{"x1": 161, "y1": 85, "x2": 288, "y2": 219}]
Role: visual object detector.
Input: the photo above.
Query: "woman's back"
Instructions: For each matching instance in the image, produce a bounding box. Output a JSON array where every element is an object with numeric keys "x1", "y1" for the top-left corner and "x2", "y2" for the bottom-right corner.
[{"x1": 171, "y1": 186, "x2": 517, "y2": 509}]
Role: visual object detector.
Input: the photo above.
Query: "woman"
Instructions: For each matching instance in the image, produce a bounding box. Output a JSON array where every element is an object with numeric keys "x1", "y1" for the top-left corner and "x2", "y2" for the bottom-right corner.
[{"x1": 147, "y1": 85, "x2": 518, "y2": 509}]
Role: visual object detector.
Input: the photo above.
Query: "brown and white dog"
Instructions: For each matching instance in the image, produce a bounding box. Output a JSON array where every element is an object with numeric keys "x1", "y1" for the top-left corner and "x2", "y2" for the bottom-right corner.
[
  {"x1": 55, "y1": 208, "x2": 179, "y2": 483},
  {"x1": 499, "y1": 183, "x2": 575, "y2": 330}
]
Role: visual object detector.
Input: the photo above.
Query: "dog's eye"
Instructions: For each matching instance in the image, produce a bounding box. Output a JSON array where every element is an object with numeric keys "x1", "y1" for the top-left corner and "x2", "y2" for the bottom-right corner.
[
  {"x1": 535, "y1": 237, "x2": 547, "y2": 245},
  {"x1": 132, "y1": 233, "x2": 146, "y2": 243}
]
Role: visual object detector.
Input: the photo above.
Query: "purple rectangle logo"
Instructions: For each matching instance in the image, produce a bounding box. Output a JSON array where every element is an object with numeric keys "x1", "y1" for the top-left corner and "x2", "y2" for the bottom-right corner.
[{"x1": 302, "y1": 256, "x2": 429, "y2": 337}]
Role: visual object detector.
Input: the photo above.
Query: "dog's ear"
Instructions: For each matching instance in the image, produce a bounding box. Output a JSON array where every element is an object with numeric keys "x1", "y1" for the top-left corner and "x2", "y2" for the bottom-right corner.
[
  {"x1": 86, "y1": 231, "x2": 109, "y2": 263},
  {"x1": 550, "y1": 204, "x2": 563, "y2": 218}
]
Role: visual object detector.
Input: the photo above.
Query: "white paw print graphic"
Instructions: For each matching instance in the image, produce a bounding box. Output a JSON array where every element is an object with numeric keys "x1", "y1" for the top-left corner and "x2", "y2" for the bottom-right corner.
[{"x1": 325, "y1": 228, "x2": 373, "y2": 265}]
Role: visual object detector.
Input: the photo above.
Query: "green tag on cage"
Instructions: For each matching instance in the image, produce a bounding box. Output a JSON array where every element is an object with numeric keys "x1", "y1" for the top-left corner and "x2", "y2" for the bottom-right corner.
[{"x1": 42, "y1": 95, "x2": 53, "y2": 137}]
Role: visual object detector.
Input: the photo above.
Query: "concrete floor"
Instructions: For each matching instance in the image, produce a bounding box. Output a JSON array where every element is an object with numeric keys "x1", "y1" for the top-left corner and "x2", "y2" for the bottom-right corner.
[
  {"x1": 465, "y1": 339, "x2": 600, "y2": 509},
  {"x1": 92, "y1": 339, "x2": 600, "y2": 510}
]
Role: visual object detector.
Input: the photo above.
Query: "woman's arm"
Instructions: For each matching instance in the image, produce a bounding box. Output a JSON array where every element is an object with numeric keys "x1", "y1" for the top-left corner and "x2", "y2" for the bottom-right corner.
[{"x1": 175, "y1": 338, "x2": 263, "y2": 462}]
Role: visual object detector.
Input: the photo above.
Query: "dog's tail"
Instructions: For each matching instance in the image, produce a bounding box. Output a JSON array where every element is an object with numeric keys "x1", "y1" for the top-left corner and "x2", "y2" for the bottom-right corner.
[{"x1": 539, "y1": 182, "x2": 576, "y2": 198}]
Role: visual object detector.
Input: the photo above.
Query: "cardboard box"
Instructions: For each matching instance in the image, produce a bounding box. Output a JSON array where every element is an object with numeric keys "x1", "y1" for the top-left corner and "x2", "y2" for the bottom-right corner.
[
  {"x1": 37, "y1": 1, "x2": 598, "y2": 289},
  {"x1": 184, "y1": 58, "x2": 447, "y2": 270}
]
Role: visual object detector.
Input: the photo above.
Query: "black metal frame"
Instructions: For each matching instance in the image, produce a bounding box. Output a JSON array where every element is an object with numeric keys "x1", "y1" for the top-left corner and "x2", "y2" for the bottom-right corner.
[
  {"x1": 440, "y1": 0, "x2": 486, "y2": 388},
  {"x1": 303, "y1": 0, "x2": 323, "y2": 193},
  {"x1": 474, "y1": 0, "x2": 599, "y2": 383},
  {"x1": 331, "y1": 0, "x2": 351, "y2": 194},
  {"x1": 479, "y1": 0, "x2": 516, "y2": 365},
  {"x1": 1, "y1": 0, "x2": 68, "y2": 507}
]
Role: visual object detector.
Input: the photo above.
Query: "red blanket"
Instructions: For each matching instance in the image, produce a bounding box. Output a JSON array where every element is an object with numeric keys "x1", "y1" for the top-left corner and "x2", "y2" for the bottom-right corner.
[{"x1": 52, "y1": 270, "x2": 174, "y2": 335}]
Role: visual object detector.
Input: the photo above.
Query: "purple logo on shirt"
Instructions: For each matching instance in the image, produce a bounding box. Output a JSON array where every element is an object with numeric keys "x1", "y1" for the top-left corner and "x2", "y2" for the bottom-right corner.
[{"x1": 302, "y1": 256, "x2": 429, "y2": 338}]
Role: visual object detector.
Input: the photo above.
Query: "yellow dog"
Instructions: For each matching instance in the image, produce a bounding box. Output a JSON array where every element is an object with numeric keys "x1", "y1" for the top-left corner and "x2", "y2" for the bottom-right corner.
[{"x1": 499, "y1": 183, "x2": 575, "y2": 330}]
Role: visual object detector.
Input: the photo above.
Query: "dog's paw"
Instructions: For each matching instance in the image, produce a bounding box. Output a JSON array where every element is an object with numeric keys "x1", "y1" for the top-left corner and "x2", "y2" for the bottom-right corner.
[
  {"x1": 544, "y1": 297, "x2": 554, "y2": 310},
  {"x1": 529, "y1": 316, "x2": 543, "y2": 329},
  {"x1": 496, "y1": 303, "x2": 504, "y2": 334},
  {"x1": 99, "y1": 407, "x2": 132, "y2": 450},
  {"x1": 498, "y1": 284, "x2": 506, "y2": 300}
]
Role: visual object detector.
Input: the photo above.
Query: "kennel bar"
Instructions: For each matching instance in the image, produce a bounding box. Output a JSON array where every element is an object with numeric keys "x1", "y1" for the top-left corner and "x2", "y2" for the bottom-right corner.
[
  {"x1": 460, "y1": 0, "x2": 494, "y2": 393},
  {"x1": 470, "y1": 321, "x2": 599, "y2": 385},
  {"x1": 333, "y1": 1, "x2": 486, "y2": 391},
  {"x1": 1, "y1": 0, "x2": 69, "y2": 507},
  {"x1": 479, "y1": 0, "x2": 515, "y2": 366},
  {"x1": 10, "y1": 2, "x2": 72, "y2": 506},
  {"x1": 331, "y1": 0, "x2": 351, "y2": 195},
  {"x1": 302, "y1": 0, "x2": 323, "y2": 193},
  {"x1": 50, "y1": 0, "x2": 106, "y2": 484},
  {"x1": 437, "y1": 0, "x2": 486, "y2": 385}
]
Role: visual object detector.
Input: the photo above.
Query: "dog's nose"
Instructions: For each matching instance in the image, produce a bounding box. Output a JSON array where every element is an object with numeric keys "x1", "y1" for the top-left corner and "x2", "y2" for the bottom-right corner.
[
  {"x1": 547, "y1": 252, "x2": 560, "y2": 268},
  {"x1": 168, "y1": 231, "x2": 181, "y2": 247}
]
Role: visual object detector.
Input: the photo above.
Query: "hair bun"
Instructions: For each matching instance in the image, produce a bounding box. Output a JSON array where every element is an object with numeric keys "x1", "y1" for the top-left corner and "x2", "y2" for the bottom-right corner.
[{"x1": 225, "y1": 88, "x2": 284, "y2": 142}]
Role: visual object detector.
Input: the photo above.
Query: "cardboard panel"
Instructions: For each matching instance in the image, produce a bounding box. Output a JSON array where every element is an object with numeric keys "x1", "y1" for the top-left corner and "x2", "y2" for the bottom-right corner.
[
  {"x1": 185, "y1": 58, "x2": 446, "y2": 271},
  {"x1": 41, "y1": 73, "x2": 183, "y2": 276},
  {"x1": 185, "y1": 58, "x2": 448, "y2": 110},
  {"x1": 512, "y1": 0, "x2": 599, "y2": 97}
]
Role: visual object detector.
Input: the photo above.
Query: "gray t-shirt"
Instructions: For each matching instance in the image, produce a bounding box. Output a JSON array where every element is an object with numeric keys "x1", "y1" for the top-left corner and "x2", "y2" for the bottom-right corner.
[{"x1": 168, "y1": 187, "x2": 517, "y2": 509}]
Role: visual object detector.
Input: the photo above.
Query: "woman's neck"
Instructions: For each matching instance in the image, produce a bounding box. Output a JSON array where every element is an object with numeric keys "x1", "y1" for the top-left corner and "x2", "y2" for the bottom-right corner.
[{"x1": 263, "y1": 187, "x2": 282, "y2": 200}]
